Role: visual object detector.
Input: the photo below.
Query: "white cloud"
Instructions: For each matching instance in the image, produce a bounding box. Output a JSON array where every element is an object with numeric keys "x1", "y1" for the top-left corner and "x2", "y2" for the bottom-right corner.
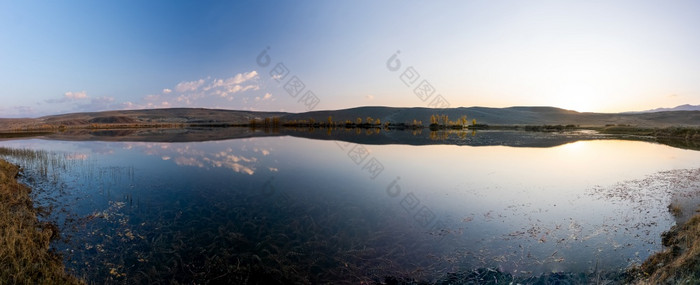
[
  {"x1": 206, "y1": 71, "x2": 258, "y2": 90},
  {"x1": 220, "y1": 84, "x2": 259, "y2": 98},
  {"x1": 122, "y1": 101, "x2": 141, "y2": 110},
  {"x1": 65, "y1": 91, "x2": 88, "y2": 100},
  {"x1": 175, "y1": 79, "x2": 205, "y2": 93},
  {"x1": 22, "y1": 88, "x2": 125, "y2": 116},
  {"x1": 143, "y1": 71, "x2": 261, "y2": 107},
  {"x1": 143, "y1": 101, "x2": 172, "y2": 109},
  {"x1": 255, "y1": 93, "x2": 272, "y2": 101},
  {"x1": 23, "y1": 70, "x2": 263, "y2": 117},
  {"x1": 46, "y1": 90, "x2": 90, "y2": 104}
]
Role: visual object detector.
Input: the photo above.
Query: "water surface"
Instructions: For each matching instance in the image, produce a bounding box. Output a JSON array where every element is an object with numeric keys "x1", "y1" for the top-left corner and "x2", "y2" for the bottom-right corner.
[{"x1": 1, "y1": 131, "x2": 699, "y2": 283}]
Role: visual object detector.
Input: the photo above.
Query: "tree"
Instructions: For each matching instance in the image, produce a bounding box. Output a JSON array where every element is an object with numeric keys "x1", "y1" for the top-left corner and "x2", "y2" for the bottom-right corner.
[
  {"x1": 327, "y1": 116, "x2": 333, "y2": 126},
  {"x1": 356, "y1": 117, "x2": 362, "y2": 125},
  {"x1": 460, "y1": 115, "x2": 467, "y2": 126},
  {"x1": 275, "y1": 117, "x2": 281, "y2": 126},
  {"x1": 472, "y1": 119, "x2": 477, "y2": 126},
  {"x1": 366, "y1": 117, "x2": 374, "y2": 125},
  {"x1": 375, "y1": 118, "x2": 380, "y2": 125},
  {"x1": 441, "y1": 115, "x2": 449, "y2": 126}
]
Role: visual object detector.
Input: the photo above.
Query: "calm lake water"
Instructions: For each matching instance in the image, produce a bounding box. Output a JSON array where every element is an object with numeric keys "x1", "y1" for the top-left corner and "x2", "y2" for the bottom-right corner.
[{"x1": 1, "y1": 131, "x2": 700, "y2": 283}]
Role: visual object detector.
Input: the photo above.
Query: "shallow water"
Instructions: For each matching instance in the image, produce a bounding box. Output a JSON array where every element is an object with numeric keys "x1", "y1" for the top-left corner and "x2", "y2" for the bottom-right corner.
[{"x1": 1, "y1": 132, "x2": 700, "y2": 283}]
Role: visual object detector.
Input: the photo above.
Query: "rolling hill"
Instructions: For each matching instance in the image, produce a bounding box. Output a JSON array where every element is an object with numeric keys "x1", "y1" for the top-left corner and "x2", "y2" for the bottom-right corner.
[
  {"x1": 1, "y1": 106, "x2": 700, "y2": 132},
  {"x1": 281, "y1": 106, "x2": 700, "y2": 127}
]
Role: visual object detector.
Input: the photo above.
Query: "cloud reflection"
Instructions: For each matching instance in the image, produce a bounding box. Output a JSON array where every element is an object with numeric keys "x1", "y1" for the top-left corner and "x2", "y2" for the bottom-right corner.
[
  {"x1": 122, "y1": 142, "x2": 263, "y2": 175},
  {"x1": 65, "y1": 153, "x2": 88, "y2": 160}
]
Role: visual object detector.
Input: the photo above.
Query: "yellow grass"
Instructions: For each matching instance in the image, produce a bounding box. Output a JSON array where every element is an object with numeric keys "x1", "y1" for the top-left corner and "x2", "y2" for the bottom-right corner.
[{"x1": 0, "y1": 158, "x2": 81, "y2": 284}]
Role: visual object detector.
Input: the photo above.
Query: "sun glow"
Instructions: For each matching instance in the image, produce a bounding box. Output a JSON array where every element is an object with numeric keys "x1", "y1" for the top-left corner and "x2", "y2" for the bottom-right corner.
[{"x1": 552, "y1": 86, "x2": 605, "y2": 113}]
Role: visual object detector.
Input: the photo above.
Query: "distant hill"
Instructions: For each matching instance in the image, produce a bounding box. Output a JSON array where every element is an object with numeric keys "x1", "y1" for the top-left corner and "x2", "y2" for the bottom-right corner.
[
  {"x1": 631, "y1": 104, "x2": 700, "y2": 113},
  {"x1": 1, "y1": 106, "x2": 700, "y2": 132}
]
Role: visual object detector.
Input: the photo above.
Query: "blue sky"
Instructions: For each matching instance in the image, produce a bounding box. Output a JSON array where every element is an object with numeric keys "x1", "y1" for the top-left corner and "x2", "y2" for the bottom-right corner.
[{"x1": 1, "y1": 0, "x2": 699, "y2": 117}]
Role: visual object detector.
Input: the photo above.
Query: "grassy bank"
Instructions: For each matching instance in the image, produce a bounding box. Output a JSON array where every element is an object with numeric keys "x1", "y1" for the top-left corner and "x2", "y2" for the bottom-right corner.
[
  {"x1": 598, "y1": 126, "x2": 700, "y2": 150},
  {"x1": 628, "y1": 206, "x2": 700, "y2": 284},
  {"x1": 599, "y1": 126, "x2": 700, "y2": 140},
  {"x1": 0, "y1": 158, "x2": 81, "y2": 284}
]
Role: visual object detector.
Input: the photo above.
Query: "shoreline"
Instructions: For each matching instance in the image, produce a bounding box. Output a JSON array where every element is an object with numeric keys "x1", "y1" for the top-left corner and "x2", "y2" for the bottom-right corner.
[
  {"x1": 0, "y1": 158, "x2": 81, "y2": 283},
  {"x1": 627, "y1": 204, "x2": 700, "y2": 284}
]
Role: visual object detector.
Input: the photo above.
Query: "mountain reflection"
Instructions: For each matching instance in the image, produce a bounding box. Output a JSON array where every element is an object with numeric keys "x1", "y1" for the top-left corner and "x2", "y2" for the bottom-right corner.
[{"x1": 42, "y1": 127, "x2": 609, "y2": 147}]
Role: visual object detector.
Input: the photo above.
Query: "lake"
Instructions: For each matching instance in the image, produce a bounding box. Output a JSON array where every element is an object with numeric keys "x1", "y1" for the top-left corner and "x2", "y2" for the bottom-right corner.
[{"x1": 1, "y1": 129, "x2": 699, "y2": 284}]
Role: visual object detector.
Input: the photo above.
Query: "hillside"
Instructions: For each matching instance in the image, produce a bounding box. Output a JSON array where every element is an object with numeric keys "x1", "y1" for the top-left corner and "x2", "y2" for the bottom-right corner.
[
  {"x1": 281, "y1": 106, "x2": 700, "y2": 127},
  {"x1": 0, "y1": 108, "x2": 289, "y2": 131},
  {"x1": 1, "y1": 106, "x2": 700, "y2": 132}
]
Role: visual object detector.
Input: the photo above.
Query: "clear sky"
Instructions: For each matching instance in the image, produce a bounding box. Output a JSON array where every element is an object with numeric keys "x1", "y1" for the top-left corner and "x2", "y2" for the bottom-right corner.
[{"x1": 1, "y1": 0, "x2": 699, "y2": 117}]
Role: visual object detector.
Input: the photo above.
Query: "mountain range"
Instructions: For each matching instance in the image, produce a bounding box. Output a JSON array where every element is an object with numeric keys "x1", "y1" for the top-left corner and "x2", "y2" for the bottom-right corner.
[{"x1": 632, "y1": 104, "x2": 700, "y2": 113}]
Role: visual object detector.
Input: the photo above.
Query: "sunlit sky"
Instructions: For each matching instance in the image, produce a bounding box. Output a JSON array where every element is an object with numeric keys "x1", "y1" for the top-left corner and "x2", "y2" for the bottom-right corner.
[{"x1": 1, "y1": 0, "x2": 699, "y2": 117}]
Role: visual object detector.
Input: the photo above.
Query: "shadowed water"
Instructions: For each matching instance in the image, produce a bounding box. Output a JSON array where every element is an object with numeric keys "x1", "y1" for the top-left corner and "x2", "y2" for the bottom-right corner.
[{"x1": 1, "y1": 130, "x2": 699, "y2": 283}]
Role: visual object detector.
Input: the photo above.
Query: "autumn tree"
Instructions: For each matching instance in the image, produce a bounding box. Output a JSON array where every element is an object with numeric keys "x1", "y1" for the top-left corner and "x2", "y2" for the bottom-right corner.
[
  {"x1": 441, "y1": 115, "x2": 449, "y2": 126},
  {"x1": 272, "y1": 117, "x2": 281, "y2": 126}
]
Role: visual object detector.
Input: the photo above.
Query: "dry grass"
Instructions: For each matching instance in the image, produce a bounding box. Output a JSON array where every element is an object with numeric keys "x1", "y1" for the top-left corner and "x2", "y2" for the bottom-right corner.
[
  {"x1": 0, "y1": 158, "x2": 82, "y2": 284},
  {"x1": 600, "y1": 126, "x2": 700, "y2": 141},
  {"x1": 630, "y1": 206, "x2": 700, "y2": 284},
  {"x1": 668, "y1": 203, "x2": 683, "y2": 218}
]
